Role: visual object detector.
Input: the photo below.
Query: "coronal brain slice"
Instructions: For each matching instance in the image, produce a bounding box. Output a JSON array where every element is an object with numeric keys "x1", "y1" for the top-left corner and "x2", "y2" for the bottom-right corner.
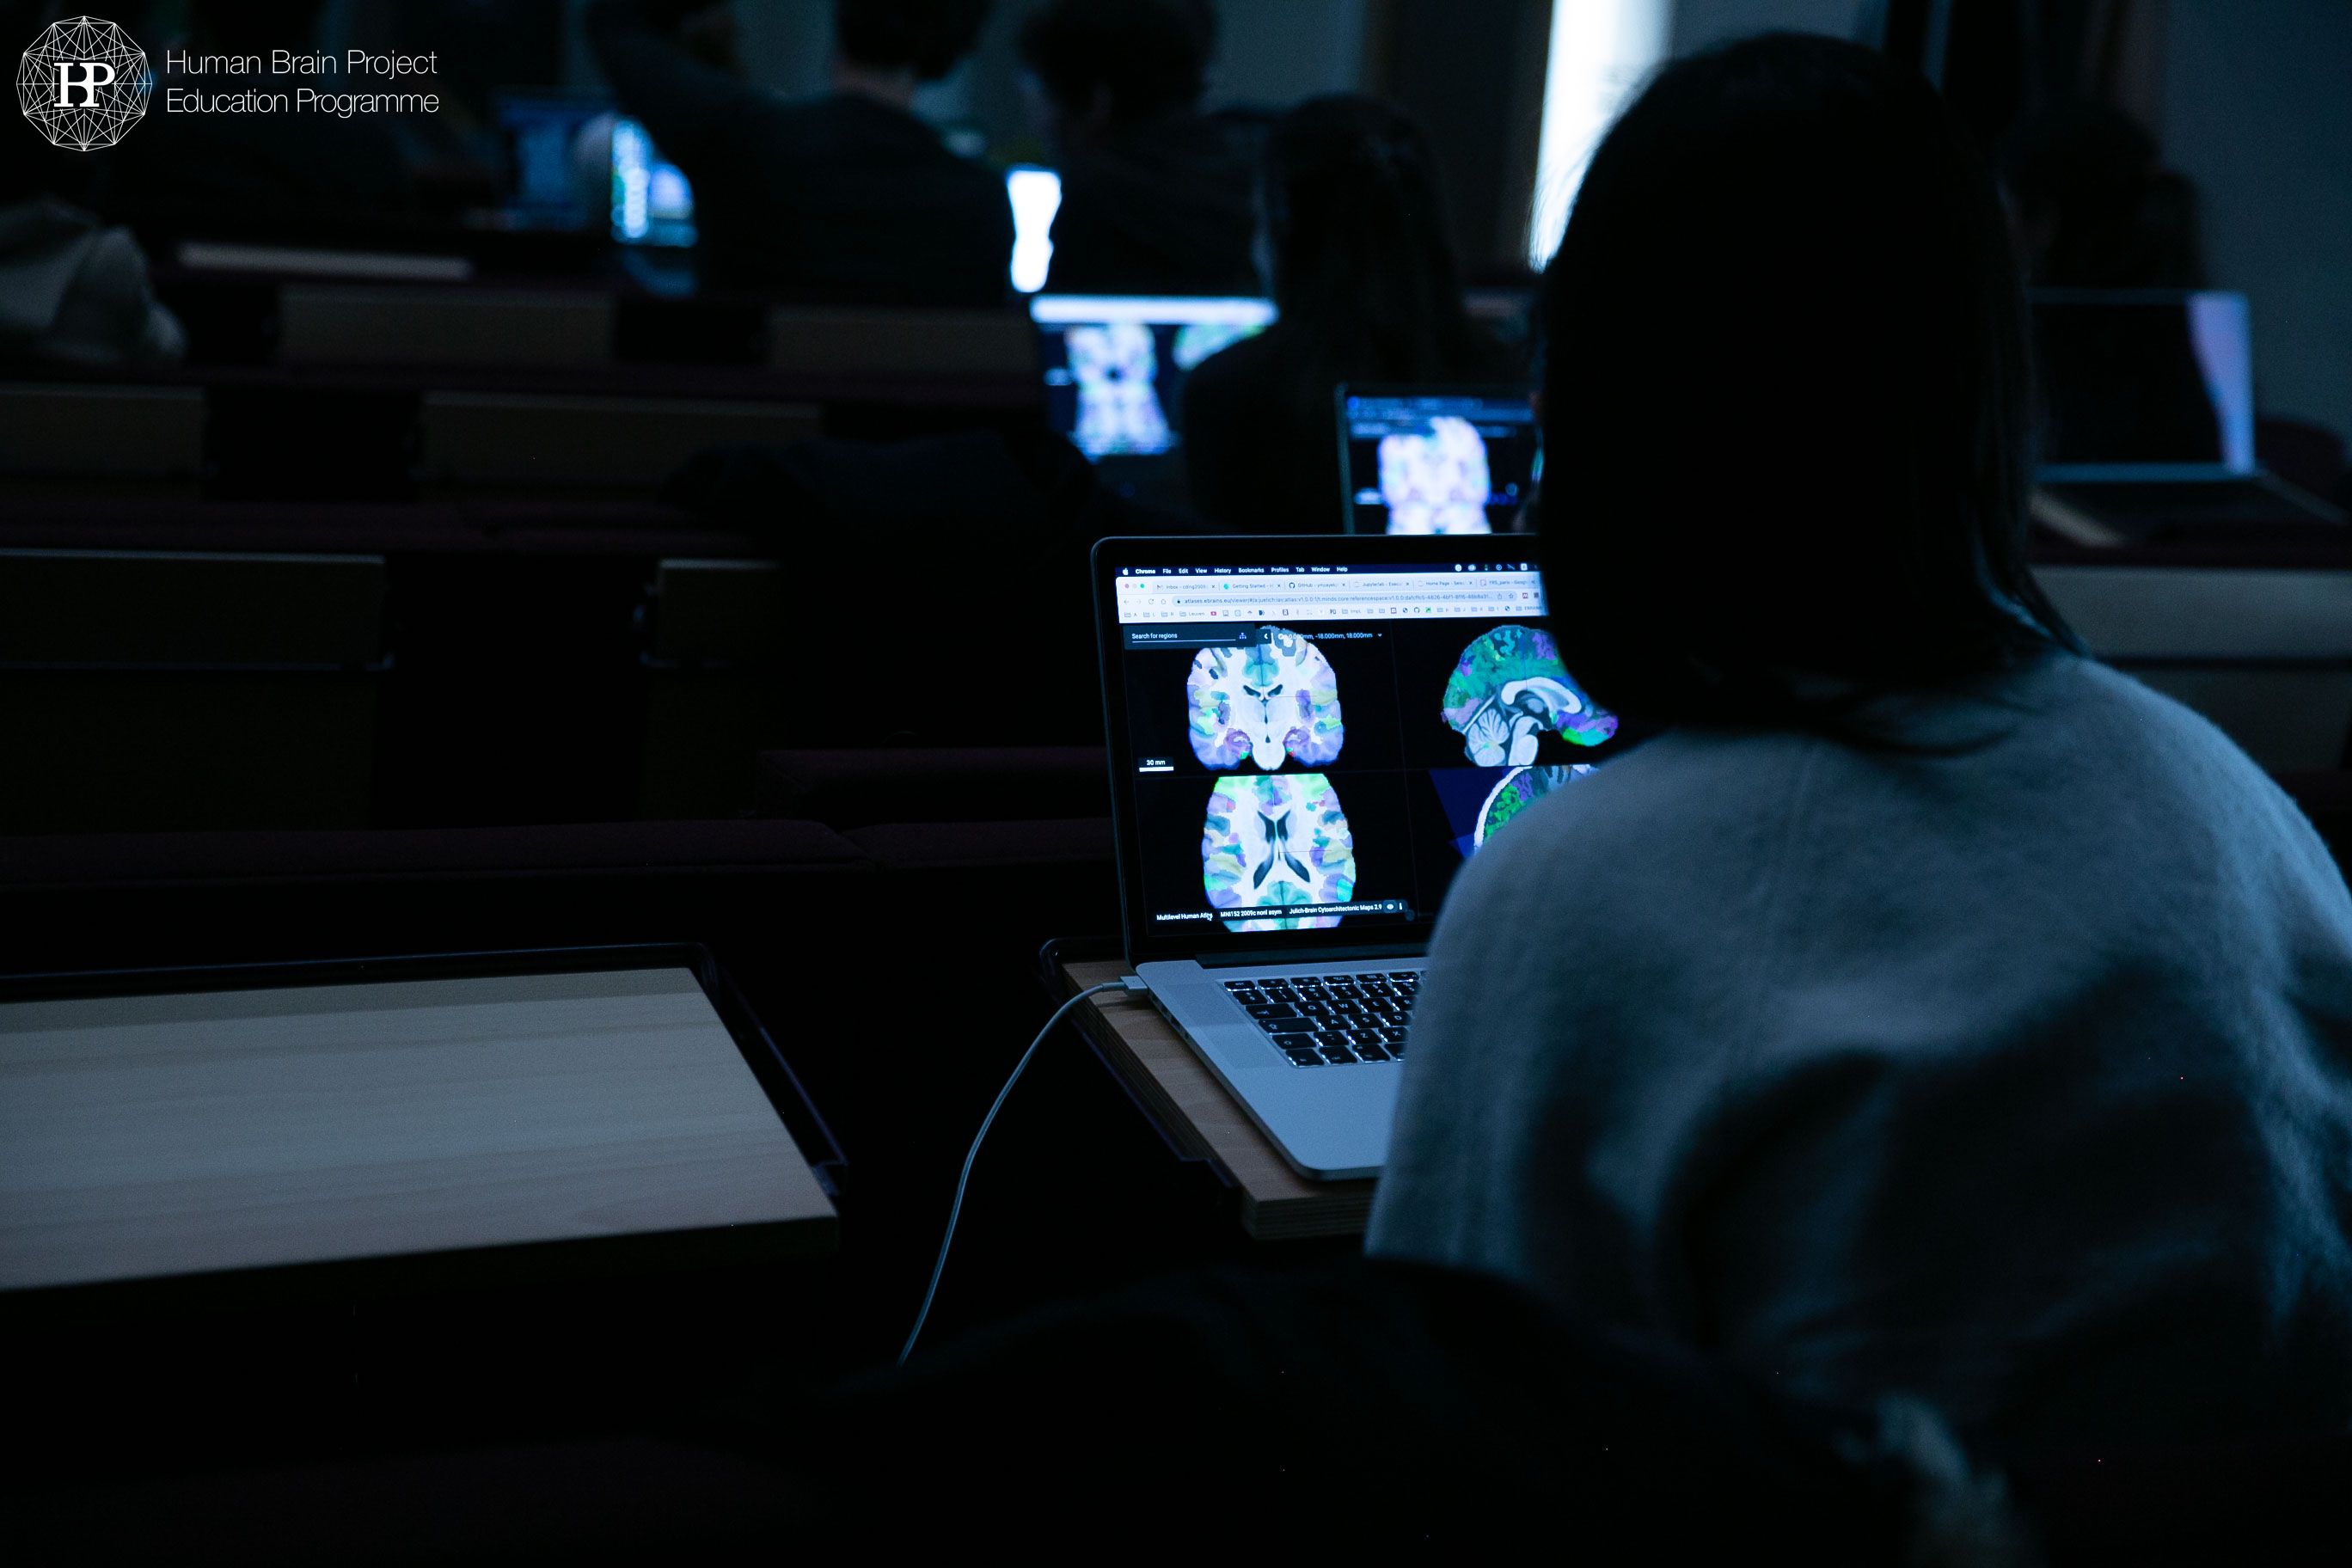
[
  {"x1": 1378, "y1": 415, "x2": 1493, "y2": 536},
  {"x1": 1202, "y1": 773, "x2": 1358, "y2": 932},
  {"x1": 1442, "y1": 624, "x2": 1617, "y2": 766},
  {"x1": 1067, "y1": 321, "x2": 1169, "y2": 455},
  {"x1": 1187, "y1": 624, "x2": 1344, "y2": 771},
  {"x1": 1475, "y1": 764, "x2": 1595, "y2": 848}
]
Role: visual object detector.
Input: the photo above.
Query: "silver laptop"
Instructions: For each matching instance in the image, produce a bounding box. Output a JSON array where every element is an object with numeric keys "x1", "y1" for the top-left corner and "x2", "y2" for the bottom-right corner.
[
  {"x1": 2033, "y1": 289, "x2": 2342, "y2": 532},
  {"x1": 1092, "y1": 534, "x2": 1630, "y2": 1178}
]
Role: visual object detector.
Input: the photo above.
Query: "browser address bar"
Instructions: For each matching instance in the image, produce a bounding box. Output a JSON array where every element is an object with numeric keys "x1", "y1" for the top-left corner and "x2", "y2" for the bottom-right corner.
[
  {"x1": 1118, "y1": 590, "x2": 1542, "y2": 623},
  {"x1": 1133, "y1": 592, "x2": 1533, "y2": 611}
]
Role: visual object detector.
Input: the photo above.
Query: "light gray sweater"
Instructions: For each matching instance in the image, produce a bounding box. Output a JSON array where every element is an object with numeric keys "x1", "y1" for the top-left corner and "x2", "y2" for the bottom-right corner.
[{"x1": 1368, "y1": 652, "x2": 2352, "y2": 1454}]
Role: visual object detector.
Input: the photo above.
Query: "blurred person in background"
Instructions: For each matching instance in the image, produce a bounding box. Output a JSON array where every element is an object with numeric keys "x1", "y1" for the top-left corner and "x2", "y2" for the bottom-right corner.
[
  {"x1": 1182, "y1": 95, "x2": 1510, "y2": 532},
  {"x1": 588, "y1": 0, "x2": 1011, "y2": 305},
  {"x1": 2007, "y1": 98, "x2": 2203, "y2": 290},
  {"x1": 0, "y1": 143, "x2": 184, "y2": 367},
  {"x1": 1018, "y1": 0, "x2": 1256, "y2": 297}
]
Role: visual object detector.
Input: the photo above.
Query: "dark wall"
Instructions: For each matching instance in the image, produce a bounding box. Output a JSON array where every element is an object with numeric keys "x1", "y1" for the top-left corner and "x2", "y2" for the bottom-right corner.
[{"x1": 1371, "y1": 0, "x2": 1553, "y2": 274}]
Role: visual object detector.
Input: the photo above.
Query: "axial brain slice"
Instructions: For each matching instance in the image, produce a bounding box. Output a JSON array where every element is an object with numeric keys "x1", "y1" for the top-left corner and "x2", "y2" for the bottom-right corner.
[
  {"x1": 1202, "y1": 773, "x2": 1357, "y2": 932},
  {"x1": 1442, "y1": 624, "x2": 1616, "y2": 765},
  {"x1": 1378, "y1": 415, "x2": 1493, "y2": 535},
  {"x1": 1067, "y1": 321, "x2": 1169, "y2": 455},
  {"x1": 1187, "y1": 625, "x2": 1344, "y2": 771}
]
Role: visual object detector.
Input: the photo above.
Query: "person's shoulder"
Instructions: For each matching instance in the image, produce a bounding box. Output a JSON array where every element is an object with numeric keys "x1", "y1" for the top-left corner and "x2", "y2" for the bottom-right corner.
[
  {"x1": 2048, "y1": 655, "x2": 2345, "y2": 877},
  {"x1": 2032, "y1": 654, "x2": 2287, "y2": 806},
  {"x1": 1441, "y1": 727, "x2": 1814, "y2": 928}
]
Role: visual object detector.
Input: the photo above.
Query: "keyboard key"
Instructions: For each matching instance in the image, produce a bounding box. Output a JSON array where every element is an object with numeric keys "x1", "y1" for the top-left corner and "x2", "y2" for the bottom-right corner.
[
  {"x1": 1285, "y1": 1048, "x2": 1324, "y2": 1067},
  {"x1": 1246, "y1": 1003, "x2": 1298, "y2": 1020},
  {"x1": 1355, "y1": 1043, "x2": 1391, "y2": 1062},
  {"x1": 1318, "y1": 1045, "x2": 1357, "y2": 1064}
]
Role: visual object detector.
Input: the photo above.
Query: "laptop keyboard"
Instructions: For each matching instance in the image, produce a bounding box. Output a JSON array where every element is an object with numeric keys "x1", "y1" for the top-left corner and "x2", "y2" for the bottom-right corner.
[{"x1": 1223, "y1": 971, "x2": 1419, "y2": 1067}]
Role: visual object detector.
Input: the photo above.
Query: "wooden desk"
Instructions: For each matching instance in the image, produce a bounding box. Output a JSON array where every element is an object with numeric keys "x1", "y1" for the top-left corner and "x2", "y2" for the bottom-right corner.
[
  {"x1": 1060, "y1": 959, "x2": 1375, "y2": 1240},
  {"x1": 0, "y1": 966, "x2": 836, "y2": 1297}
]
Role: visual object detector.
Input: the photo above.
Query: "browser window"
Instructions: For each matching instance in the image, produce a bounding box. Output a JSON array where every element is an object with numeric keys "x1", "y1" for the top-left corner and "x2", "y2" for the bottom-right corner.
[{"x1": 1109, "y1": 560, "x2": 1632, "y2": 941}]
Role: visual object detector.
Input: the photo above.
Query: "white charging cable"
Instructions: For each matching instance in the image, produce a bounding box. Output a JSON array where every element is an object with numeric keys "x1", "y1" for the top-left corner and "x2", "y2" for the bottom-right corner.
[{"x1": 899, "y1": 976, "x2": 1148, "y2": 1365}]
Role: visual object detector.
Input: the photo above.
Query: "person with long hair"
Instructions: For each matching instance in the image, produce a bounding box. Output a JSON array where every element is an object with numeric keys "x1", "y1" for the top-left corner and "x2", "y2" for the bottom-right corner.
[
  {"x1": 1181, "y1": 94, "x2": 1510, "y2": 532},
  {"x1": 1367, "y1": 33, "x2": 2352, "y2": 1459}
]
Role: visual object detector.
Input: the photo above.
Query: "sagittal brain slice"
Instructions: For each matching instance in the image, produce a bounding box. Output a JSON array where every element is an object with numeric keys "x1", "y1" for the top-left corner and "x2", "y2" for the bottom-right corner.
[
  {"x1": 1475, "y1": 764, "x2": 1595, "y2": 848},
  {"x1": 18, "y1": 17, "x2": 150, "y2": 151},
  {"x1": 1202, "y1": 773, "x2": 1357, "y2": 932},
  {"x1": 1187, "y1": 624, "x2": 1344, "y2": 771},
  {"x1": 1442, "y1": 624, "x2": 1616, "y2": 766},
  {"x1": 1067, "y1": 321, "x2": 1168, "y2": 455},
  {"x1": 1378, "y1": 415, "x2": 1492, "y2": 535}
]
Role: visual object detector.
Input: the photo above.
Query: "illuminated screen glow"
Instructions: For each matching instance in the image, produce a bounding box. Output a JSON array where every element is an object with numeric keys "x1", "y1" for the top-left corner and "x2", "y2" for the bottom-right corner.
[{"x1": 1528, "y1": 0, "x2": 1669, "y2": 268}]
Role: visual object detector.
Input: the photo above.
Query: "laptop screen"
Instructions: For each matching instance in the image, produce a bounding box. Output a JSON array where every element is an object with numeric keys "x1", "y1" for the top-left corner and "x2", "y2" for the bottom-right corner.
[
  {"x1": 494, "y1": 92, "x2": 608, "y2": 230},
  {"x1": 1338, "y1": 386, "x2": 1540, "y2": 534},
  {"x1": 611, "y1": 115, "x2": 696, "y2": 248},
  {"x1": 1032, "y1": 296, "x2": 1276, "y2": 458},
  {"x1": 2031, "y1": 290, "x2": 2256, "y2": 481},
  {"x1": 1097, "y1": 536, "x2": 1638, "y2": 962}
]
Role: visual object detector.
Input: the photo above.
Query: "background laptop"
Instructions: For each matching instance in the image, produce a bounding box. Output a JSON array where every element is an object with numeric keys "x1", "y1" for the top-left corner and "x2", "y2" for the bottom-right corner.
[
  {"x1": 490, "y1": 91, "x2": 695, "y2": 260},
  {"x1": 492, "y1": 90, "x2": 609, "y2": 233},
  {"x1": 1093, "y1": 533, "x2": 1634, "y2": 1178},
  {"x1": 1338, "y1": 384, "x2": 1541, "y2": 535},
  {"x1": 2032, "y1": 290, "x2": 2341, "y2": 534},
  {"x1": 1031, "y1": 295, "x2": 1276, "y2": 460}
]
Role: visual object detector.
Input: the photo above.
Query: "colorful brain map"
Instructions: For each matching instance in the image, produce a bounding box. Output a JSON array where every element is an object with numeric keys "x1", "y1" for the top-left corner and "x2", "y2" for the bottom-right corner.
[
  {"x1": 1442, "y1": 625, "x2": 1615, "y2": 767},
  {"x1": 1377, "y1": 415, "x2": 1493, "y2": 535},
  {"x1": 1474, "y1": 763, "x2": 1595, "y2": 848},
  {"x1": 1189, "y1": 625, "x2": 1355, "y2": 931},
  {"x1": 1187, "y1": 626, "x2": 1344, "y2": 771},
  {"x1": 1067, "y1": 321, "x2": 1168, "y2": 455},
  {"x1": 1202, "y1": 773, "x2": 1358, "y2": 932}
]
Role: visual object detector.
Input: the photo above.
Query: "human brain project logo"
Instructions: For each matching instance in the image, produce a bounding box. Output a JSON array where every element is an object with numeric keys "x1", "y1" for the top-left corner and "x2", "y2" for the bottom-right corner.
[{"x1": 19, "y1": 15, "x2": 150, "y2": 150}]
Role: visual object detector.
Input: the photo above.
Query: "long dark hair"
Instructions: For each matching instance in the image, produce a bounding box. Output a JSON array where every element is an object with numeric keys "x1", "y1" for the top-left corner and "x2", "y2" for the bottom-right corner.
[
  {"x1": 1260, "y1": 95, "x2": 1498, "y2": 405},
  {"x1": 1537, "y1": 33, "x2": 2073, "y2": 730}
]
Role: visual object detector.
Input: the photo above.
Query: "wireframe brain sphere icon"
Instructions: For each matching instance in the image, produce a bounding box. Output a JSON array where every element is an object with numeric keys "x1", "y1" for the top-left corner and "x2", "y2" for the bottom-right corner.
[{"x1": 18, "y1": 16, "x2": 149, "y2": 150}]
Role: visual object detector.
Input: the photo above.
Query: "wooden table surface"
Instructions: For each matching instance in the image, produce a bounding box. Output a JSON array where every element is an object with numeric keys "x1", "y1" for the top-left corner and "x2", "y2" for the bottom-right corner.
[
  {"x1": 1062, "y1": 959, "x2": 1375, "y2": 1240},
  {"x1": 0, "y1": 967, "x2": 835, "y2": 1295}
]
